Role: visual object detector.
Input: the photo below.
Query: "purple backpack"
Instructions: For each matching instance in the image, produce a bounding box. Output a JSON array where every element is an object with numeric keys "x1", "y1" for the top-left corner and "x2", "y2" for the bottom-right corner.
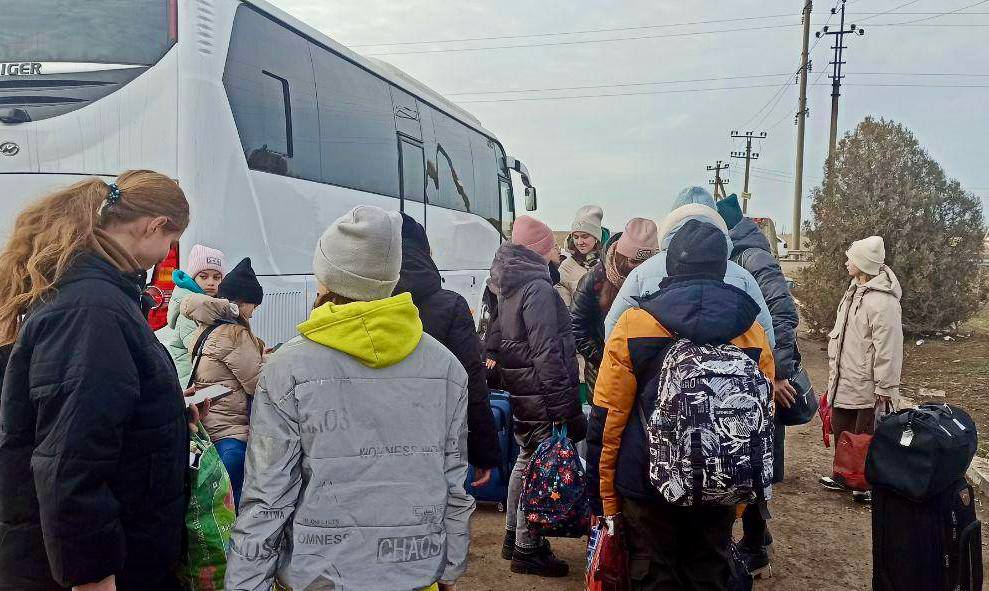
[{"x1": 520, "y1": 425, "x2": 591, "y2": 538}]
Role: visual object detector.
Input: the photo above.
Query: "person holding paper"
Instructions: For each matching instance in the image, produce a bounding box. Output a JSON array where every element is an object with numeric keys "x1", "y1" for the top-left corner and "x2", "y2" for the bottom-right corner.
[{"x1": 183, "y1": 257, "x2": 265, "y2": 509}]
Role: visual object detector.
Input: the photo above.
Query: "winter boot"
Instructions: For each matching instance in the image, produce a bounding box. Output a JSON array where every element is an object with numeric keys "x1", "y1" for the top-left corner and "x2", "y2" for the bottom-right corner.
[
  {"x1": 739, "y1": 544, "x2": 772, "y2": 579},
  {"x1": 501, "y1": 530, "x2": 516, "y2": 560},
  {"x1": 511, "y1": 542, "x2": 569, "y2": 578}
]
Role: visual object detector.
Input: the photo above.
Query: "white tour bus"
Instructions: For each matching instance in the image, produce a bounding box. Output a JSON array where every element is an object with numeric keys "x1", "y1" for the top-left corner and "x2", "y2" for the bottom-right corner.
[{"x1": 0, "y1": 0, "x2": 537, "y2": 344}]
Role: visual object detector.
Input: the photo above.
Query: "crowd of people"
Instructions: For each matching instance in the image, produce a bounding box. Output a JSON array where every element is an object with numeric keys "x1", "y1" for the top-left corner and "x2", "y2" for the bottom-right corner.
[{"x1": 0, "y1": 171, "x2": 903, "y2": 591}]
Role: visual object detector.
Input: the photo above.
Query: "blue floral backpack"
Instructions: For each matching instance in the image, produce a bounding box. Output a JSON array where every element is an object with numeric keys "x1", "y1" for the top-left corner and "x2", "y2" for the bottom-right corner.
[{"x1": 519, "y1": 424, "x2": 591, "y2": 538}]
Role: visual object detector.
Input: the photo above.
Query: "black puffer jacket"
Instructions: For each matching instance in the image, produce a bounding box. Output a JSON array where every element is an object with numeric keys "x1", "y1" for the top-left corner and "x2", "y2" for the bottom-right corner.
[
  {"x1": 489, "y1": 242, "x2": 586, "y2": 448},
  {"x1": 395, "y1": 216, "x2": 502, "y2": 469},
  {"x1": 729, "y1": 218, "x2": 801, "y2": 379},
  {"x1": 571, "y1": 233, "x2": 622, "y2": 368},
  {"x1": 0, "y1": 253, "x2": 187, "y2": 591}
]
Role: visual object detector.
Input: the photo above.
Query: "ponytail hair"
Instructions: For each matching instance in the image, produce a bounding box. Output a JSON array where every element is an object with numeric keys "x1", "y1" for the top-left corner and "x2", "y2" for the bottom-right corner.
[{"x1": 0, "y1": 170, "x2": 189, "y2": 344}]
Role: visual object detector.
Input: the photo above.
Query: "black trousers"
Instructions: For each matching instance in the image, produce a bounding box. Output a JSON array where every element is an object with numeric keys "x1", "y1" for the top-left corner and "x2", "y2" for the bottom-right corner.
[
  {"x1": 741, "y1": 415, "x2": 786, "y2": 548},
  {"x1": 623, "y1": 497, "x2": 736, "y2": 591}
]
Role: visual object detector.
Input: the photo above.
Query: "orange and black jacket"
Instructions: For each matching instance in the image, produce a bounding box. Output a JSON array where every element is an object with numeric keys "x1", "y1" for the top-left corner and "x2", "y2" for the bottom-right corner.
[{"x1": 586, "y1": 276, "x2": 776, "y2": 516}]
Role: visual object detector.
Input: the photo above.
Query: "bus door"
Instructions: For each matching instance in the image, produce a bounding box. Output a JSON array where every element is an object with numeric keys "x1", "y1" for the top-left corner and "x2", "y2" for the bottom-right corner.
[
  {"x1": 392, "y1": 87, "x2": 426, "y2": 225},
  {"x1": 399, "y1": 135, "x2": 426, "y2": 226}
]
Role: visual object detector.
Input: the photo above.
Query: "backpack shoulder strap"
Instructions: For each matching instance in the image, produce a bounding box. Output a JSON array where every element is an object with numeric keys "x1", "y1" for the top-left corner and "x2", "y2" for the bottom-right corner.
[{"x1": 186, "y1": 319, "x2": 235, "y2": 389}]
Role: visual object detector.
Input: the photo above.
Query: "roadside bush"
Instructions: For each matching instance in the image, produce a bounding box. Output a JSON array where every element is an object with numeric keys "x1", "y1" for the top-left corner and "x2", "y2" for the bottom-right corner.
[{"x1": 797, "y1": 117, "x2": 987, "y2": 334}]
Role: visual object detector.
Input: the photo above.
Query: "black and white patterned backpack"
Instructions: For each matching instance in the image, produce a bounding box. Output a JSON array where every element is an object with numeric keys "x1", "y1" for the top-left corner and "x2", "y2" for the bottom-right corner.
[{"x1": 640, "y1": 338, "x2": 774, "y2": 506}]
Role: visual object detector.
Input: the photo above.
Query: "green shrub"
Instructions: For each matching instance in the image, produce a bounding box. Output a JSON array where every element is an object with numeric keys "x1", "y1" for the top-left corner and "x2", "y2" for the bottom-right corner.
[{"x1": 797, "y1": 117, "x2": 987, "y2": 334}]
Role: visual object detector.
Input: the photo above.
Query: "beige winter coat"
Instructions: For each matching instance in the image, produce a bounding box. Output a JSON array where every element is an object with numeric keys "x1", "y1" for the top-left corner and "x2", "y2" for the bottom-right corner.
[
  {"x1": 826, "y1": 266, "x2": 904, "y2": 410},
  {"x1": 182, "y1": 293, "x2": 264, "y2": 442},
  {"x1": 557, "y1": 255, "x2": 592, "y2": 308}
]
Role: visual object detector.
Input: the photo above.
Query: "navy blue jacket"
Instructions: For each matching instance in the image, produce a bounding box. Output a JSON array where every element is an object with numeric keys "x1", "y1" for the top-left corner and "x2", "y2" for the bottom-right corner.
[{"x1": 729, "y1": 218, "x2": 801, "y2": 379}]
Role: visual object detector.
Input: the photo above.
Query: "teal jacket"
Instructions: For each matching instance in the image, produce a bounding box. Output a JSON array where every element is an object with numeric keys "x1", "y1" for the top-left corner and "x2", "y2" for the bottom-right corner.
[{"x1": 164, "y1": 270, "x2": 205, "y2": 387}]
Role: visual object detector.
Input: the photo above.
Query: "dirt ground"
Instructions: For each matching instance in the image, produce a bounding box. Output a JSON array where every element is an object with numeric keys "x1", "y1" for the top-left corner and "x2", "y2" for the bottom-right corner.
[{"x1": 459, "y1": 313, "x2": 989, "y2": 591}]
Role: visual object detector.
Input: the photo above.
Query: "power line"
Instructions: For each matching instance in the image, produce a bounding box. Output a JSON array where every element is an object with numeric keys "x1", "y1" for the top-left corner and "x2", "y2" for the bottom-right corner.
[
  {"x1": 753, "y1": 166, "x2": 824, "y2": 179},
  {"x1": 351, "y1": 11, "x2": 989, "y2": 47},
  {"x1": 366, "y1": 20, "x2": 989, "y2": 56},
  {"x1": 350, "y1": 13, "x2": 796, "y2": 47},
  {"x1": 842, "y1": 82, "x2": 989, "y2": 87},
  {"x1": 858, "y1": 0, "x2": 925, "y2": 22},
  {"x1": 444, "y1": 71, "x2": 989, "y2": 97},
  {"x1": 445, "y1": 72, "x2": 792, "y2": 96},
  {"x1": 366, "y1": 23, "x2": 800, "y2": 56},
  {"x1": 455, "y1": 83, "x2": 789, "y2": 104},
  {"x1": 852, "y1": 71, "x2": 989, "y2": 76},
  {"x1": 889, "y1": 0, "x2": 989, "y2": 24},
  {"x1": 737, "y1": 0, "x2": 842, "y2": 131},
  {"x1": 454, "y1": 81, "x2": 989, "y2": 105}
]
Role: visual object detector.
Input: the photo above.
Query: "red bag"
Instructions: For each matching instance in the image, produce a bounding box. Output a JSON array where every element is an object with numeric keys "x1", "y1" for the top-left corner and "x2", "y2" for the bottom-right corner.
[
  {"x1": 586, "y1": 516, "x2": 630, "y2": 591},
  {"x1": 833, "y1": 431, "x2": 872, "y2": 491},
  {"x1": 830, "y1": 400, "x2": 892, "y2": 490},
  {"x1": 819, "y1": 393, "x2": 833, "y2": 448}
]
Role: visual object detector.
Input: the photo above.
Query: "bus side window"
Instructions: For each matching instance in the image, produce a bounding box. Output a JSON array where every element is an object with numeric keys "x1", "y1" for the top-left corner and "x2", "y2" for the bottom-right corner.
[
  {"x1": 311, "y1": 44, "x2": 400, "y2": 198},
  {"x1": 470, "y1": 133, "x2": 501, "y2": 233},
  {"x1": 429, "y1": 110, "x2": 475, "y2": 213},
  {"x1": 223, "y1": 5, "x2": 320, "y2": 181},
  {"x1": 434, "y1": 146, "x2": 470, "y2": 212}
]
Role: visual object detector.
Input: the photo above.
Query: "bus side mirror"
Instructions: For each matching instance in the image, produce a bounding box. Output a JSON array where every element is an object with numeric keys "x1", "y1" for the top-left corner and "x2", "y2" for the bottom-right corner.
[
  {"x1": 525, "y1": 186, "x2": 537, "y2": 211},
  {"x1": 503, "y1": 156, "x2": 538, "y2": 212}
]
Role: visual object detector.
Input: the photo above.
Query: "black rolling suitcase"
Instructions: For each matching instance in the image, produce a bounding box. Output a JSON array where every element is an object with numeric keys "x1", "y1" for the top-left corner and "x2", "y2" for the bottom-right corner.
[
  {"x1": 872, "y1": 478, "x2": 983, "y2": 591},
  {"x1": 868, "y1": 404, "x2": 983, "y2": 591}
]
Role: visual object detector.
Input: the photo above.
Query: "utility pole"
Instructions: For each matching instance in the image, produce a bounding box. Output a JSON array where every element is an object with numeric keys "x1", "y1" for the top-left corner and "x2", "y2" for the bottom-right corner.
[
  {"x1": 730, "y1": 130, "x2": 767, "y2": 214},
  {"x1": 792, "y1": 0, "x2": 812, "y2": 256},
  {"x1": 817, "y1": 0, "x2": 865, "y2": 163},
  {"x1": 707, "y1": 161, "x2": 730, "y2": 199}
]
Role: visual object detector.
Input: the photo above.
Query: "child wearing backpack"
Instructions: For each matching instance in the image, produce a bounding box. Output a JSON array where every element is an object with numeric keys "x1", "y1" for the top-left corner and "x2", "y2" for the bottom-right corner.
[
  {"x1": 587, "y1": 220, "x2": 776, "y2": 590},
  {"x1": 183, "y1": 257, "x2": 264, "y2": 509}
]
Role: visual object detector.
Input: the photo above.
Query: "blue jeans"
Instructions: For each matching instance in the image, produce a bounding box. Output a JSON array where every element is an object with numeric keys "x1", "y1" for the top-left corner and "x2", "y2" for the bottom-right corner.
[{"x1": 214, "y1": 438, "x2": 247, "y2": 511}]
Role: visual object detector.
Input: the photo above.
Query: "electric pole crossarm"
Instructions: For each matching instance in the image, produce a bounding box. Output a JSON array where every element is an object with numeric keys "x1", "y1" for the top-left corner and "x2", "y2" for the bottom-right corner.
[
  {"x1": 729, "y1": 130, "x2": 767, "y2": 214},
  {"x1": 706, "y1": 160, "x2": 730, "y2": 199}
]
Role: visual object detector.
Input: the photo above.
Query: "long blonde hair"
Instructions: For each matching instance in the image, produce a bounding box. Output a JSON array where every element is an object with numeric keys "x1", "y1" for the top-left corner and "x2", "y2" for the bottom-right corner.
[{"x1": 0, "y1": 170, "x2": 189, "y2": 344}]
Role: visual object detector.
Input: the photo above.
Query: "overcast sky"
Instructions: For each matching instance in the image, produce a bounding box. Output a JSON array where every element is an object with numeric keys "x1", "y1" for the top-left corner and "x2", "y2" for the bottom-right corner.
[{"x1": 268, "y1": 0, "x2": 989, "y2": 233}]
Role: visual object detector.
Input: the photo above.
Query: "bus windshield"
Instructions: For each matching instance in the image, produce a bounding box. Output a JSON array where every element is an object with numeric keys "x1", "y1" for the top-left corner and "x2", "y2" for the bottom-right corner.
[{"x1": 0, "y1": 0, "x2": 175, "y2": 65}]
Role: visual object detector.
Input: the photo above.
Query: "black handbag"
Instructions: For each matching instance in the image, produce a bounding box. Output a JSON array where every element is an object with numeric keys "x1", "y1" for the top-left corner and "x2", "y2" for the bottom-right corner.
[
  {"x1": 866, "y1": 404, "x2": 978, "y2": 502},
  {"x1": 777, "y1": 366, "x2": 818, "y2": 426}
]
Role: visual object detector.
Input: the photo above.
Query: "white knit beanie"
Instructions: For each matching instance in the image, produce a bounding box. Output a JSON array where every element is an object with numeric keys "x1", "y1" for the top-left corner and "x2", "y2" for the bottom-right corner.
[
  {"x1": 846, "y1": 235, "x2": 886, "y2": 276},
  {"x1": 186, "y1": 244, "x2": 226, "y2": 278},
  {"x1": 313, "y1": 206, "x2": 403, "y2": 302},
  {"x1": 571, "y1": 205, "x2": 604, "y2": 243}
]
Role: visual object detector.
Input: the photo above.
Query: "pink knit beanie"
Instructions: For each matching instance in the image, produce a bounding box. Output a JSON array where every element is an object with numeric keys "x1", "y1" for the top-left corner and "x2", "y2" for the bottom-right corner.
[
  {"x1": 186, "y1": 244, "x2": 226, "y2": 278},
  {"x1": 617, "y1": 218, "x2": 660, "y2": 262},
  {"x1": 512, "y1": 215, "x2": 556, "y2": 258}
]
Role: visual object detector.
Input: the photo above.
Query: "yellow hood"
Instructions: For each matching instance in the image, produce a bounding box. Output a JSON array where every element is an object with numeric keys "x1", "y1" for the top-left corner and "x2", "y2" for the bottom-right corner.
[{"x1": 297, "y1": 292, "x2": 423, "y2": 368}]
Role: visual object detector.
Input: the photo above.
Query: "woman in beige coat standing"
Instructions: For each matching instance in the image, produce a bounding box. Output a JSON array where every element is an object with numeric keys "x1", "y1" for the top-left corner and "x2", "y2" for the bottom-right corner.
[
  {"x1": 556, "y1": 205, "x2": 604, "y2": 307},
  {"x1": 820, "y1": 236, "x2": 903, "y2": 492}
]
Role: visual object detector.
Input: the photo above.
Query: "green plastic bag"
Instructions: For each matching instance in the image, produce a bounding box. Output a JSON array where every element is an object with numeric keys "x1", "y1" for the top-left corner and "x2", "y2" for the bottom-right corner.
[{"x1": 183, "y1": 423, "x2": 236, "y2": 591}]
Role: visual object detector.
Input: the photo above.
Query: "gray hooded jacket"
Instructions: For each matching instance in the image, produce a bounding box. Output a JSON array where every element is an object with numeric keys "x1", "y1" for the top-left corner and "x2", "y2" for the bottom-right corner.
[
  {"x1": 604, "y1": 187, "x2": 776, "y2": 346},
  {"x1": 225, "y1": 293, "x2": 474, "y2": 591}
]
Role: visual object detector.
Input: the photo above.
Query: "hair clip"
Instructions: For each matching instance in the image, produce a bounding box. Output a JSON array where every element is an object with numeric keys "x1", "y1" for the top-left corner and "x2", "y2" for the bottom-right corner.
[{"x1": 98, "y1": 182, "x2": 123, "y2": 219}]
